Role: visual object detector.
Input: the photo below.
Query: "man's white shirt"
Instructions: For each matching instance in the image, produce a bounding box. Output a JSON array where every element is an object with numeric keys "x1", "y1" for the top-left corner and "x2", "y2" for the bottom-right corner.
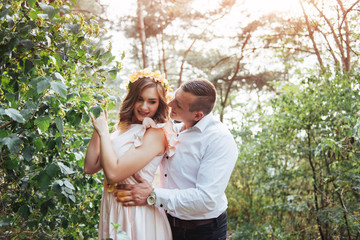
[{"x1": 155, "y1": 113, "x2": 238, "y2": 220}]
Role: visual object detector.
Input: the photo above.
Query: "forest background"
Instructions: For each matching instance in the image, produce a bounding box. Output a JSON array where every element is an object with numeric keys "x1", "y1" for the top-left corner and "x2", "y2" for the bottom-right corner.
[{"x1": 0, "y1": 0, "x2": 359, "y2": 239}]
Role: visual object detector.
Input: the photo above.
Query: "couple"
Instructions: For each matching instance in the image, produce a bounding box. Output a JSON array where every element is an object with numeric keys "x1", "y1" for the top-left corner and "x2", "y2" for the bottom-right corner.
[{"x1": 84, "y1": 69, "x2": 238, "y2": 240}]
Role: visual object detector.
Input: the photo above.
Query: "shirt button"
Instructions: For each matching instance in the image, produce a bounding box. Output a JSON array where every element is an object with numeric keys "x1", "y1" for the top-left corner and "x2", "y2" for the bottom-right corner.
[
  {"x1": 165, "y1": 174, "x2": 167, "y2": 177},
  {"x1": 166, "y1": 156, "x2": 169, "y2": 159},
  {"x1": 160, "y1": 204, "x2": 163, "y2": 207}
]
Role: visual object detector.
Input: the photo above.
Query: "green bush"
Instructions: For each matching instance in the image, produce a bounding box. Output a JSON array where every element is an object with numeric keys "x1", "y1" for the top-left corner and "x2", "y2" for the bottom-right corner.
[
  {"x1": 0, "y1": 1, "x2": 121, "y2": 238},
  {"x1": 227, "y1": 72, "x2": 360, "y2": 239}
]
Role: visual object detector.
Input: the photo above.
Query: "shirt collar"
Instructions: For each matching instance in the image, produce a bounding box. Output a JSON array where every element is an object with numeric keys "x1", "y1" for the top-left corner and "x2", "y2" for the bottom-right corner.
[
  {"x1": 173, "y1": 113, "x2": 214, "y2": 134},
  {"x1": 192, "y1": 113, "x2": 213, "y2": 133}
]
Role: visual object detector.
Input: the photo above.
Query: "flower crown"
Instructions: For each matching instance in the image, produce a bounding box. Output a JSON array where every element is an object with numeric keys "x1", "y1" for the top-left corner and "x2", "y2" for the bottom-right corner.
[{"x1": 127, "y1": 68, "x2": 171, "y2": 92}]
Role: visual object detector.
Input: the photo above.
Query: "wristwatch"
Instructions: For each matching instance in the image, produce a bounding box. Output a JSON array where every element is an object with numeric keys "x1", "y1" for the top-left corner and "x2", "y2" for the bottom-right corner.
[{"x1": 147, "y1": 189, "x2": 156, "y2": 206}]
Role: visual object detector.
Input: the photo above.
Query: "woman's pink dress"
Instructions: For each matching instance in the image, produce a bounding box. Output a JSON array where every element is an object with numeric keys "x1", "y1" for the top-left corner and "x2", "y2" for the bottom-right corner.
[{"x1": 98, "y1": 123, "x2": 173, "y2": 240}]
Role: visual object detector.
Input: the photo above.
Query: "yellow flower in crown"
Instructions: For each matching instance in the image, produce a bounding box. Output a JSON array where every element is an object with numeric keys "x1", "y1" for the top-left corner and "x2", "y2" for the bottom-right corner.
[
  {"x1": 141, "y1": 68, "x2": 152, "y2": 77},
  {"x1": 128, "y1": 72, "x2": 139, "y2": 84},
  {"x1": 153, "y1": 70, "x2": 162, "y2": 79},
  {"x1": 127, "y1": 68, "x2": 172, "y2": 92}
]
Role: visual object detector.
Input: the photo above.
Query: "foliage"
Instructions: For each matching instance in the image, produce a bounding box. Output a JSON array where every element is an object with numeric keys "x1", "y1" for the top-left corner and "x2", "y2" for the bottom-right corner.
[
  {"x1": 0, "y1": 1, "x2": 121, "y2": 239},
  {"x1": 227, "y1": 72, "x2": 360, "y2": 239}
]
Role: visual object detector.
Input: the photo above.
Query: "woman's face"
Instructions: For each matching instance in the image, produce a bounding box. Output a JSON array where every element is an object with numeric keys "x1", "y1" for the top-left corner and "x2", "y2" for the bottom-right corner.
[{"x1": 132, "y1": 86, "x2": 160, "y2": 123}]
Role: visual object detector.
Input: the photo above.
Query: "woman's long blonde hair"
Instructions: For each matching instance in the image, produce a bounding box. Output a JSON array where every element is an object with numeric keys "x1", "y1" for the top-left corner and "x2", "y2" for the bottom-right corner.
[{"x1": 117, "y1": 77, "x2": 169, "y2": 131}]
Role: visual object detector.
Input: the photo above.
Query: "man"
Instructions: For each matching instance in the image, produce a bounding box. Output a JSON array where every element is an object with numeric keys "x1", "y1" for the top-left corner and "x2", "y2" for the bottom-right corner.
[{"x1": 117, "y1": 78, "x2": 238, "y2": 240}]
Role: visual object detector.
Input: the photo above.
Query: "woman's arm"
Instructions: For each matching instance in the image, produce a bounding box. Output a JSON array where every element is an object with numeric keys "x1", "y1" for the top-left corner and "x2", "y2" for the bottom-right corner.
[
  {"x1": 90, "y1": 112, "x2": 166, "y2": 184},
  {"x1": 83, "y1": 130, "x2": 102, "y2": 174}
]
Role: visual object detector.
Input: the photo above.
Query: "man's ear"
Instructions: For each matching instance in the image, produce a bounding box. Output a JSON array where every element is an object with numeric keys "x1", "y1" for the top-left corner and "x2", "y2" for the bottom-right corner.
[{"x1": 194, "y1": 111, "x2": 204, "y2": 121}]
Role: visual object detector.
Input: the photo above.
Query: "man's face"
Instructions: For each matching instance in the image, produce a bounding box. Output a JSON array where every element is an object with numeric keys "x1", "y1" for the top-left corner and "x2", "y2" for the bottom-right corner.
[{"x1": 168, "y1": 88, "x2": 197, "y2": 124}]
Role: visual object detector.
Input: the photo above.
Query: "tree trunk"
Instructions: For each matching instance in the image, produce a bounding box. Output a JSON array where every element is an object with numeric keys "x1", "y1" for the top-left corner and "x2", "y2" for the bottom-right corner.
[
  {"x1": 299, "y1": 0, "x2": 325, "y2": 73},
  {"x1": 307, "y1": 125, "x2": 325, "y2": 240},
  {"x1": 309, "y1": 0, "x2": 350, "y2": 72},
  {"x1": 336, "y1": 0, "x2": 356, "y2": 72},
  {"x1": 161, "y1": 33, "x2": 167, "y2": 77},
  {"x1": 219, "y1": 33, "x2": 251, "y2": 122},
  {"x1": 137, "y1": 0, "x2": 148, "y2": 68}
]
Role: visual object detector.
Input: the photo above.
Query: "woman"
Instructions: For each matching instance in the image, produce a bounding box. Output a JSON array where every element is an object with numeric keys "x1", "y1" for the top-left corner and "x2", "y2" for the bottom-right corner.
[{"x1": 84, "y1": 69, "x2": 173, "y2": 240}]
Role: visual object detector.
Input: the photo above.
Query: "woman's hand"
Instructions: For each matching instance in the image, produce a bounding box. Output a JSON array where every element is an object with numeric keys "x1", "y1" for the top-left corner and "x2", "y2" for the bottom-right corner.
[
  {"x1": 90, "y1": 110, "x2": 109, "y2": 137},
  {"x1": 143, "y1": 117, "x2": 157, "y2": 129}
]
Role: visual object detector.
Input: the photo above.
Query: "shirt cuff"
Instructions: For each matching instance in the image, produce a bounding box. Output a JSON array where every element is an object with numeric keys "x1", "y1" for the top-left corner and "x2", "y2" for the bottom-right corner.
[{"x1": 154, "y1": 188, "x2": 172, "y2": 213}]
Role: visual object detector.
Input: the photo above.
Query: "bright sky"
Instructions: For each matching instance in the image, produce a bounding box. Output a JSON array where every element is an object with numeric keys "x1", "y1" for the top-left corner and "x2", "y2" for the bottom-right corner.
[
  {"x1": 101, "y1": 0, "x2": 302, "y2": 22},
  {"x1": 100, "y1": 0, "x2": 303, "y2": 49},
  {"x1": 244, "y1": 0, "x2": 301, "y2": 14},
  {"x1": 99, "y1": 0, "x2": 303, "y2": 84}
]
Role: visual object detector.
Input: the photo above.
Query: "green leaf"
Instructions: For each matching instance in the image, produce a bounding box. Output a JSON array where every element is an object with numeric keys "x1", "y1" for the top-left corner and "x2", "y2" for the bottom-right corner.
[
  {"x1": 22, "y1": 146, "x2": 35, "y2": 162},
  {"x1": 66, "y1": 110, "x2": 82, "y2": 126},
  {"x1": 5, "y1": 108, "x2": 26, "y2": 123},
  {"x1": 57, "y1": 162, "x2": 75, "y2": 175},
  {"x1": 64, "y1": 186, "x2": 73, "y2": 194},
  {"x1": 68, "y1": 195, "x2": 76, "y2": 203},
  {"x1": 101, "y1": 51, "x2": 112, "y2": 59},
  {"x1": 63, "y1": 179, "x2": 75, "y2": 190},
  {"x1": 28, "y1": 10, "x2": 39, "y2": 20},
  {"x1": 0, "y1": 218, "x2": 12, "y2": 227},
  {"x1": 27, "y1": 0, "x2": 37, "y2": 7},
  {"x1": 3, "y1": 134, "x2": 23, "y2": 154},
  {"x1": 116, "y1": 231, "x2": 131, "y2": 240},
  {"x1": 34, "y1": 139, "x2": 43, "y2": 152},
  {"x1": 36, "y1": 77, "x2": 51, "y2": 94},
  {"x1": 55, "y1": 117, "x2": 64, "y2": 134},
  {"x1": 39, "y1": 171, "x2": 50, "y2": 191},
  {"x1": 61, "y1": 218, "x2": 69, "y2": 229},
  {"x1": 90, "y1": 105, "x2": 102, "y2": 118},
  {"x1": 53, "y1": 180, "x2": 63, "y2": 194},
  {"x1": 18, "y1": 205, "x2": 31, "y2": 219},
  {"x1": 4, "y1": 93, "x2": 15, "y2": 105},
  {"x1": 5, "y1": 158, "x2": 18, "y2": 170},
  {"x1": 109, "y1": 67, "x2": 118, "y2": 79},
  {"x1": 52, "y1": 72, "x2": 65, "y2": 82},
  {"x1": 24, "y1": 59, "x2": 34, "y2": 75},
  {"x1": 55, "y1": 135, "x2": 62, "y2": 149},
  {"x1": 0, "y1": 8, "x2": 10, "y2": 19},
  {"x1": 83, "y1": 113, "x2": 90, "y2": 122},
  {"x1": 59, "y1": 5, "x2": 71, "y2": 14},
  {"x1": 51, "y1": 81, "x2": 67, "y2": 98},
  {"x1": 34, "y1": 115, "x2": 52, "y2": 132},
  {"x1": 19, "y1": 39, "x2": 34, "y2": 51},
  {"x1": 68, "y1": 24, "x2": 81, "y2": 35},
  {"x1": 0, "y1": 130, "x2": 10, "y2": 138},
  {"x1": 20, "y1": 109, "x2": 33, "y2": 121},
  {"x1": 54, "y1": 53, "x2": 63, "y2": 67},
  {"x1": 40, "y1": 201, "x2": 49, "y2": 215},
  {"x1": 39, "y1": 3, "x2": 58, "y2": 19},
  {"x1": 46, "y1": 164, "x2": 59, "y2": 177},
  {"x1": 40, "y1": 199, "x2": 55, "y2": 216}
]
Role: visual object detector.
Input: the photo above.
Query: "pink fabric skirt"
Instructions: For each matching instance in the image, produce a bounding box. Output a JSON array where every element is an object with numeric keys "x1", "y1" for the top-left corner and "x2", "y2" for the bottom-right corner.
[{"x1": 98, "y1": 190, "x2": 172, "y2": 240}]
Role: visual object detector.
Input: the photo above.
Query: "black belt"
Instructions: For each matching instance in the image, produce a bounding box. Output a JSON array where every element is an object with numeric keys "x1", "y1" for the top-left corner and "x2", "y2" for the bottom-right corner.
[{"x1": 167, "y1": 211, "x2": 226, "y2": 230}]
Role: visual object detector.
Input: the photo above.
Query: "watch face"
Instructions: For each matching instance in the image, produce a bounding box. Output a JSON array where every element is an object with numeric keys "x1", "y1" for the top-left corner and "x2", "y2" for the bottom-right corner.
[
  {"x1": 147, "y1": 191, "x2": 156, "y2": 205},
  {"x1": 147, "y1": 196, "x2": 155, "y2": 205}
]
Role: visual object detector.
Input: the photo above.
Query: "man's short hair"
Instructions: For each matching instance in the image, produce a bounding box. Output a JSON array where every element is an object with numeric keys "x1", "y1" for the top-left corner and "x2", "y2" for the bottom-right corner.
[{"x1": 181, "y1": 78, "x2": 216, "y2": 115}]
